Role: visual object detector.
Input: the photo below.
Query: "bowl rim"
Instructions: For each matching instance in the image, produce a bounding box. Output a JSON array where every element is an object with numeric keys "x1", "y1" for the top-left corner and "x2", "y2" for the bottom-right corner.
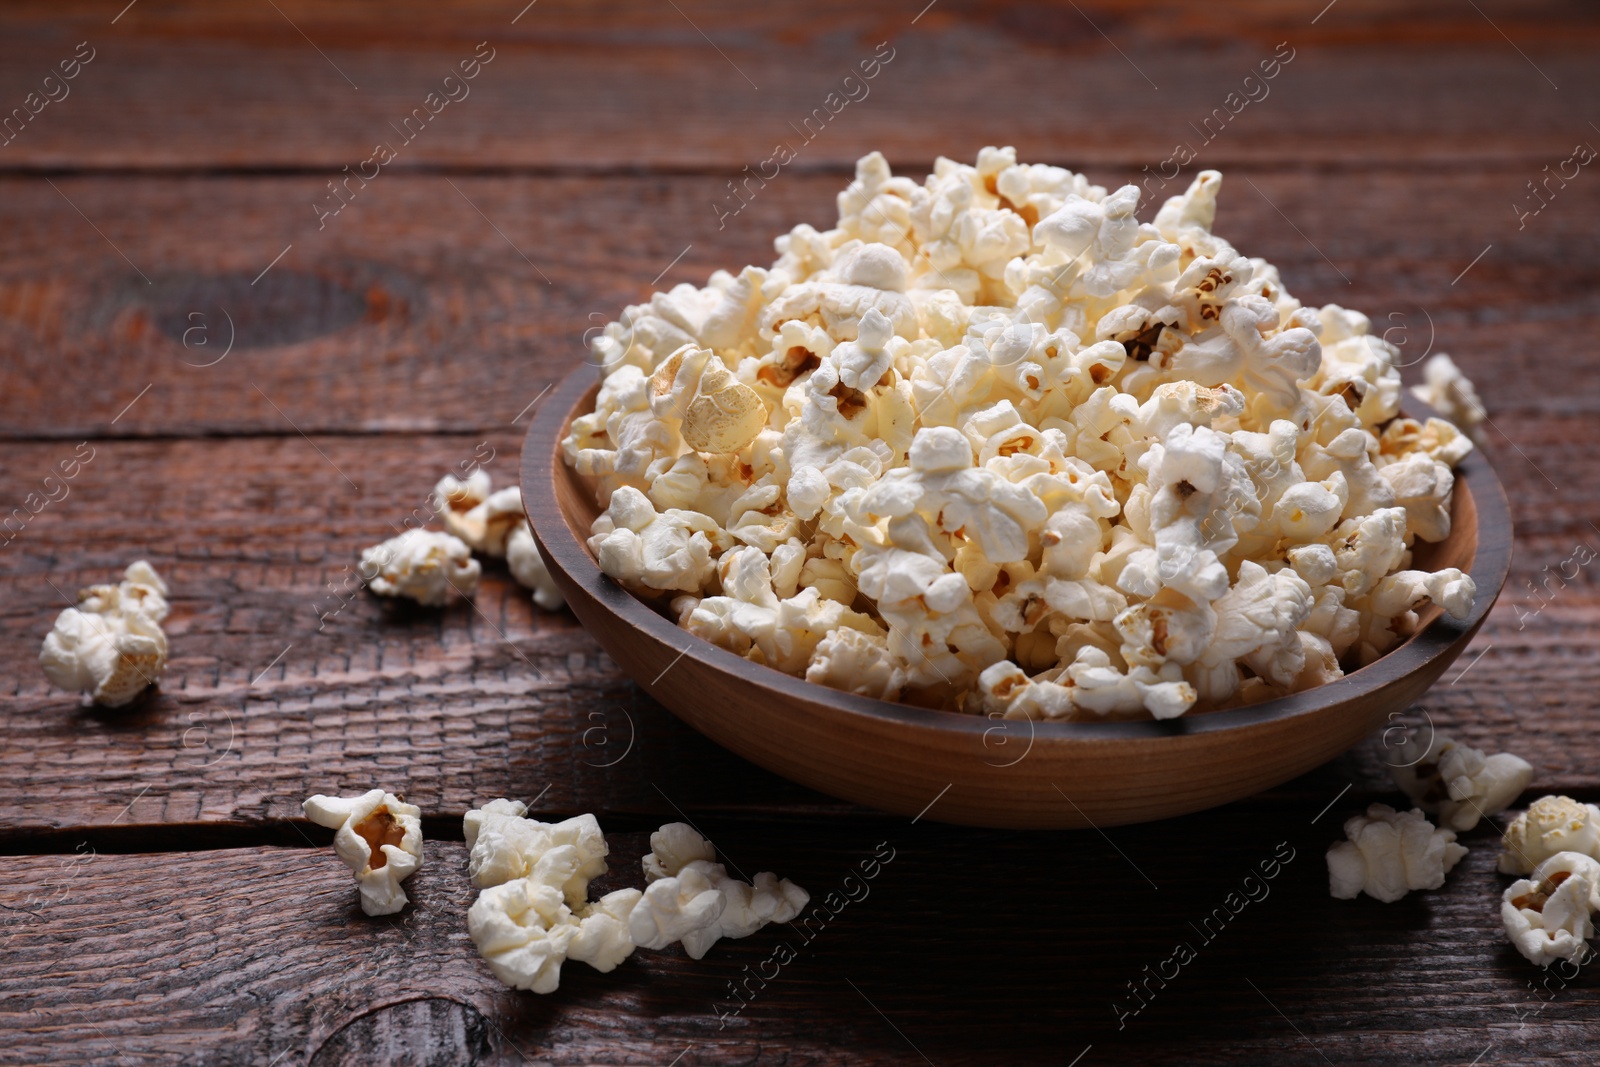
[{"x1": 524, "y1": 362, "x2": 1512, "y2": 742}]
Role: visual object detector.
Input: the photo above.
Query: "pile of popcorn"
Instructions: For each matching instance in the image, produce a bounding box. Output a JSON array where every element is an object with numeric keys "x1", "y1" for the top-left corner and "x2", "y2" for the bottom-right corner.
[{"x1": 565, "y1": 148, "x2": 1478, "y2": 719}]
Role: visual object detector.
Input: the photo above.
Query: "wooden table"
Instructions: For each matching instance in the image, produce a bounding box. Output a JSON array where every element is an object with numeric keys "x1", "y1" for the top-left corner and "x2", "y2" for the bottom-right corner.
[{"x1": 3, "y1": 2, "x2": 1598, "y2": 1063}]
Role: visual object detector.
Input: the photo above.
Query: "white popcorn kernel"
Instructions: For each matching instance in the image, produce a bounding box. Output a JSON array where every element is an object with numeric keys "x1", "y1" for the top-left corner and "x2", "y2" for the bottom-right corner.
[
  {"x1": 567, "y1": 888, "x2": 645, "y2": 974},
  {"x1": 1389, "y1": 732, "x2": 1532, "y2": 832},
  {"x1": 762, "y1": 242, "x2": 919, "y2": 342},
  {"x1": 650, "y1": 343, "x2": 768, "y2": 455},
  {"x1": 642, "y1": 822, "x2": 718, "y2": 883},
  {"x1": 587, "y1": 486, "x2": 723, "y2": 594},
  {"x1": 1366, "y1": 566, "x2": 1476, "y2": 621},
  {"x1": 805, "y1": 627, "x2": 905, "y2": 701},
  {"x1": 629, "y1": 863, "x2": 727, "y2": 952},
  {"x1": 1411, "y1": 353, "x2": 1485, "y2": 440},
  {"x1": 633, "y1": 823, "x2": 808, "y2": 959},
  {"x1": 1326, "y1": 803, "x2": 1467, "y2": 903},
  {"x1": 974, "y1": 660, "x2": 1075, "y2": 720},
  {"x1": 463, "y1": 799, "x2": 609, "y2": 906},
  {"x1": 1502, "y1": 852, "x2": 1600, "y2": 968},
  {"x1": 1066, "y1": 646, "x2": 1196, "y2": 720},
  {"x1": 468, "y1": 877, "x2": 580, "y2": 992},
  {"x1": 39, "y1": 560, "x2": 170, "y2": 708},
  {"x1": 433, "y1": 470, "x2": 524, "y2": 558},
  {"x1": 1379, "y1": 452, "x2": 1455, "y2": 544},
  {"x1": 506, "y1": 521, "x2": 565, "y2": 611},
  {"x1": 678, "y1": 862, "x2": 810, "y2": 960},
  {"x1": 302, "y1": 789, "x2": 423, "y2": 916},
  {"x1": 463, "y1": 806, "x2": 651, "y2": 992},
  {"x1": 360, "y1": 529, "x2": 481, "y2": 606},
  {"x1": 1499, "y1": 796, "x2": 1600, "y2": 876},
  {"x1": 1379, "y1": 416, "x2": 1473, "y2": 468}
]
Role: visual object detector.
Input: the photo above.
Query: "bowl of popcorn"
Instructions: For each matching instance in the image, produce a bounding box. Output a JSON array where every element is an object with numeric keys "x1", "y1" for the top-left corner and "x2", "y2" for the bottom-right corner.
[{"x1": 524, "y1": 149, "x2": 1510, "y2": 829}]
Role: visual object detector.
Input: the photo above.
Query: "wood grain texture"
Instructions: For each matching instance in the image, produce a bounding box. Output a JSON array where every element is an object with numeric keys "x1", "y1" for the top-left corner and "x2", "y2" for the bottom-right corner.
[
  {"x1": 0, "y1": 167, "x2": 1598, "y2": 442},
  {"x1": 1, "y1": 828, "x2": 1596, "y2": 1067},
  {"x1": 0, "y1": 0, "x2": 1598, "y2": 1062},
  {"x1": 0, "y1": 1, "x2": 1597, "y2": 171}
]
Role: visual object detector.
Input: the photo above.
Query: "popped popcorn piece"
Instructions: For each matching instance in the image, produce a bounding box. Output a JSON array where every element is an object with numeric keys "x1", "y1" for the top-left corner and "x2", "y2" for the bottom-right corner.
[
  {"x1": 568, "y1": 887, "x2": 645, "y2": 973},
  {"x1": 1363, "y1": 567, "x2": 1476, "y2": 621},
  {"x1": 432, "y1": 468, "x2": 565, "y2": 610},
  {"x1": 1502, "y1": 852, "x2": 1600, "y2": 968},
  {"x1": 1326, "y1": 803, "x2": 1467, "y2": 902},
  {"x1": 1499, "y1": 796, "x2": 1600, "y2": 876},
  {"x1": 39, "y1": 561, "x2": 170, "y2": 708},
  {"x1": 432, "y1": 470, "x2": 524, "y2": 557},
  {"x1": 973, "y1": 660, "x2": 1075, "y2": 720},
  {"x1": 468, "y1": 876, "x2": 580, "y2": 992},
  {"x1": 587, "y1": 486, "x2": 723, "y2": 594},
  {"x1": 1379, "y1": 416, "x2": 1473, "y2": 468},
  {"x1": 506, "y1": 521, "x2": 565, "y2": 611},
  {"x1": 642, "y1": 821, "x2": 718, "y2": 883},
  {"x1": 1411, "y1": 353, "x2": 1485, "y2": 441},
  {"x1": 1379, "y1": 452, "x2": 1455, "y2": 543},
  {"x1": 462, "y1": 798, "x2": 608, "y2": 906},
  {"x1": 1066, "y1": 646, "x2": 1197, "y2": 721},
  {"x1": 650, "y1": 344, "x2": 769, "y2": 454},
  {"x1": 302, "y1": 789, "x2": 423, "y2": 916},
  {"x1": 360, "y1": 529, "x2": 481, "y2": 606},
  {"x1": 1389, "y1": 732, "x2": 1532, "y2": 832},
  {"x1": 678, "y1": 864, "x2": 810, "y2": 960},
  {"x1": 562, "y1": 150, "x2": 1480, "y2": 718},
  {"x1": 633, "y1": 823, "x2": 809, "y2": 959},
  {"x1": 628, "y1": 862, "x2": 728, "y2": 953},
  {"x1": 464, "y1": 808, "x2": 646, "y2": 991},
  {"x1": 78, "y1": 559, "x2": 171, "y2": 621},
  {"x1": 805, "y1": 627, "x2": 906, "y2": 700}
]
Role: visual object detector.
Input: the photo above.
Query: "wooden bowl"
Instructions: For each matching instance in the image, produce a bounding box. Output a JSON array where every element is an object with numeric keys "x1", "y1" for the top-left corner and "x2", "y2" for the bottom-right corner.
[{"x1": 524, "y1": 365, "x2": 1512, "y2": 828}]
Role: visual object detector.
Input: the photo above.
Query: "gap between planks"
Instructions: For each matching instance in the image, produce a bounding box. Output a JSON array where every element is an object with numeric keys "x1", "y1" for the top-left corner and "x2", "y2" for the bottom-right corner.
[{"x1": 5, "y1": 788, "x2": 1598, "y2": 858}]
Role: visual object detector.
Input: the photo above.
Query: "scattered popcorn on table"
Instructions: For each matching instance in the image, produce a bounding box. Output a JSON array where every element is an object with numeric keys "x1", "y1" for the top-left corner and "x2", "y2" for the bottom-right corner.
[
  {"x1": 1501, "y1": 851, "x2": 1600, "y2": 968},
  {"x1": 39, "y1": 560, "x2": 169, "y2": 707},
  {"x1": 563, "y1": 149, "x2": 1481, "y2": 718},
  {"x1": 1498, "y1": 796, "x2": 1600, "y2": 876},
  {"x1": 1389, "y1": 731, "x2": 1533, "y2": 832},
  {"x1": 506, "y1": 521, "x2": 566, "y2": 611},
  {"x1": 463, "y1": 798, "x2": 608, "y2": 904},
  {"x1": 360, "y1": 528, "x2": 481, "y2": 606},
  {"x1": 302, "y1": 789, "x2": 423, "y2": 916},
  {"x1": 1410, "y1": 353, "x2": 1485, "y2": 443},
  {"x1": 1327, "y1": 803, "x2": 1467, "y2": 902},
  {"x1": 631, "y1": 822, "x2": 808, "y2": 959},
  {"x1": 468, "y1": 873, "x2": 643, "y2": 992},
  {"x1": 434, "y1": 469, "x2": 524, "y2": 558},
  {"x1": 628, "y1": 860, "x2": 727, "y2": 954},
  {"x1": 641, "y1": 821, "x2": 716, "y2": 881},
  {"x1": 433, "y1": 469, "x2": 566, "y2": 610},
  {"x1": 463, "y1": 798, "x2": 640, "y2": 992}
]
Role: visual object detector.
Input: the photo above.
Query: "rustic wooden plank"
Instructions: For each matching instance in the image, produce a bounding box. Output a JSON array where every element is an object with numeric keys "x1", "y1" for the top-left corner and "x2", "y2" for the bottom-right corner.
[
  {"x1": 0, "y1": 432, "x2": 846, "y2": 836},
  {"x1": 0, "y1": 1, "x2": 1596, "y2": 172},
  {"x1": 1, "y1": 820, "x2": 1596, "y2": 1066},
  {"x1": 1, "y1": 427, "x2": 1596, "y2": 834},
  {"x1": 0, "y1": 167, "x2": 1596, "y2": 441}
]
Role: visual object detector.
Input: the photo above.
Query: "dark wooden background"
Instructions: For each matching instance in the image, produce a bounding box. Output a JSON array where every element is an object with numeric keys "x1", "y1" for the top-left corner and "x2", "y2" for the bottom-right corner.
[{"x1": 2, "y1": 1, "x2": 1598, "y2": 1064}]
